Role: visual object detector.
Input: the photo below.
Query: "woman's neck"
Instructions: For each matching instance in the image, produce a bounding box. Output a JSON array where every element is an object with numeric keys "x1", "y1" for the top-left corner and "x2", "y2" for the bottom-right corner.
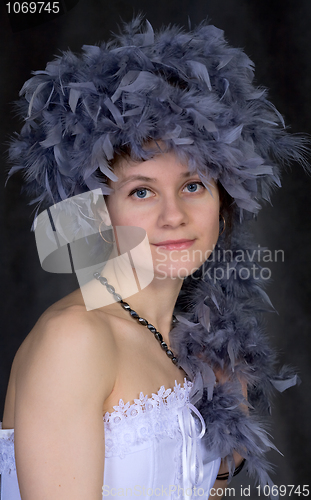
[
  {"x1": 100, "y1": 254, "x2": 184, "y2": 338},
  {"x1": 119, "y1": 275, "x2": 183, "y2": 338},
  {"x1": 78, "y1": 242, "x2": 184, "y2": 337}
]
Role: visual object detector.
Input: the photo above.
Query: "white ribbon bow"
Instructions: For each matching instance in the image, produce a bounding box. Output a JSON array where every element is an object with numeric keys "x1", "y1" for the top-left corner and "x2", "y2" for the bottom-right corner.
[{"x1": 177, "y1": 403, "x2": 206, "y2": 499}]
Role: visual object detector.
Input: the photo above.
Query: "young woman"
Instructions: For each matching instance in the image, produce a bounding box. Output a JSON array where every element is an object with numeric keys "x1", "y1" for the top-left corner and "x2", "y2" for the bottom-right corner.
[{"x1": 0, "y1": 17, "x2": 308, "y2": 500}]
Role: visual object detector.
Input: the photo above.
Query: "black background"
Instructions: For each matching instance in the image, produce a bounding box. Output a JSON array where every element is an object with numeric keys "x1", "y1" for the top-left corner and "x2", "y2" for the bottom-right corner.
[{"x1": 1, "y1": 0, "x2": 311, "y2": 495}]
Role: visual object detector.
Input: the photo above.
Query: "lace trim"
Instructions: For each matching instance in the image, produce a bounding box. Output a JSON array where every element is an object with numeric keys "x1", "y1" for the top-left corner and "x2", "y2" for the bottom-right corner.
[
  {"x1": 0, "y1": 380, "x2": 192, "y2": 472},
  {"x1": 0, "y1": 422, "x2": 15, "y2": 474},
  {"x1": 103, "y1": 379, "x2": 192, "y2": 458}
]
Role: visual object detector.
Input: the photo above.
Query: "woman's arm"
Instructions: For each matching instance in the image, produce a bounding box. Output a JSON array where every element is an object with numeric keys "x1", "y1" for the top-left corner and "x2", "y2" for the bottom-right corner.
[
  {"x1": 208, "y1": 451, "x2": 245, "y2": 500},
  {"x1": 13, "y1": 306, "x2": 117, "y2": 500}
]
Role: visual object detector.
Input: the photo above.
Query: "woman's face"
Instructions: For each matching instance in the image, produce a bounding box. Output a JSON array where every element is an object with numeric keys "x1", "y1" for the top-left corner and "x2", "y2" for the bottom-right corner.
[{"x1": 104, "y1": 152, "x2": 220, "y2": 280}]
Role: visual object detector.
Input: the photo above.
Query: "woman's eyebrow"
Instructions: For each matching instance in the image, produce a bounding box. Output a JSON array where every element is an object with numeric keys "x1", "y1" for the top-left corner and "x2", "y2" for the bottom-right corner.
[{"x1": 118, "y1": 171, "x2": 194, "y2": 188}]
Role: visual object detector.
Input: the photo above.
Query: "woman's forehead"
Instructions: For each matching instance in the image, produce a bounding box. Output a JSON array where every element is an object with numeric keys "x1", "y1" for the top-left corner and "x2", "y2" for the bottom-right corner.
[{"x1": 111, "y1": 151, "x2": 200, "y2": 181}]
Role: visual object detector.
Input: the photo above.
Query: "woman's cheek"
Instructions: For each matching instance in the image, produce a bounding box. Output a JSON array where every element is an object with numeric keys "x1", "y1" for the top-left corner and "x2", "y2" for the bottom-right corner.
[{"x1": 201, "y1": 220, "x2": 220, "y2": 259}]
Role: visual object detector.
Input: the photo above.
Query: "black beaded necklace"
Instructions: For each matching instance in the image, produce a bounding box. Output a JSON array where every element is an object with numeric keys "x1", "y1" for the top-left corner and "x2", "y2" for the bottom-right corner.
[{"x1": 94, "y1": 272, "x2": 178, "y2": 365}]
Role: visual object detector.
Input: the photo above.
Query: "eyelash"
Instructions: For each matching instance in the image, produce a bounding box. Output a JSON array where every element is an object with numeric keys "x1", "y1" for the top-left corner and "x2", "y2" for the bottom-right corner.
[{"x1": 129, "y1": 182, "x2": 206, "y2": 199}]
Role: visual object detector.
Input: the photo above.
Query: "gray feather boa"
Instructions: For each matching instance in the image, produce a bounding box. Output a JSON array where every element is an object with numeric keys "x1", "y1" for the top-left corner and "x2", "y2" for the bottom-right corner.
[{"x1": 170, "y1": 219, "x2": 299, "y2": 491}]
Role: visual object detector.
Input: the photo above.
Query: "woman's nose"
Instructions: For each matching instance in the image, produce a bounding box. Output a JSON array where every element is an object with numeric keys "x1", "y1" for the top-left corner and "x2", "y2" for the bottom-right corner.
[{"x1": 158, "y1": 195, "x2": 188, "y2": 227}]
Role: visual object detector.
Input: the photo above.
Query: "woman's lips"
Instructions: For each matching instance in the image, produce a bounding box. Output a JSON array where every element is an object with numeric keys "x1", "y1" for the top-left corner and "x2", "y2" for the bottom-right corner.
[{"x1": 153, "y1": 239, "x2": 196, "y2": 250}]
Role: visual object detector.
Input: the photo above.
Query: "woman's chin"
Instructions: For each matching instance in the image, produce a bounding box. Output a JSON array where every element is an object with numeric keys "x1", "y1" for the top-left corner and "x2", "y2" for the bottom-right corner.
[{"x1": 153, "y1": 263, "x2": 200, "y2": 281}]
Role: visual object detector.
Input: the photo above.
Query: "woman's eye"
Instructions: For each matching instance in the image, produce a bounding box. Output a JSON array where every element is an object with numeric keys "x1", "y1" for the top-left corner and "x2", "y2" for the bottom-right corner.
[
  {"x1": 130, "y1": 187, "x2": 152, "y2": 199},
  {"x1": 184, "y1": 182, "x2": 205, "y2": 193},
  {"x1": 129, "y1": 182, "x2": 205, "y2": 199}
]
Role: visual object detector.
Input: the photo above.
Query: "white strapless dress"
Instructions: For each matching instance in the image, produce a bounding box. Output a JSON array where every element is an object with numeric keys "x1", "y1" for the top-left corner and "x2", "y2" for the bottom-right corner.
[{"x1": 0, "y1": 380, "x2": 220, "y2": 499}]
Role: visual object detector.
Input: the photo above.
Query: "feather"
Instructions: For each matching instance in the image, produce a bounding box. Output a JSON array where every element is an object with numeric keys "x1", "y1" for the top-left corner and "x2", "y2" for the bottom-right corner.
[
  {"x1": 82, "y1": 44, "x2": 101, "y2": 56},
  {"x1": 68, "y1": 81, "x2": 97, "y2": 93},
  {"x1": 198, "y1": 171, "x2": 215, "y2": 197},
  {"x1": 102, "y1": 134, "x2": 115, "y2": 162},
  {"x1": 111, "y1": 71, "x2": 157, "y2": 103},
  {"x1": 222, "y1": 124, "x2": 243, "y2": 144},
  {"x1": 122, "y1": 106, "x2": 144, "y2": 117},
  {"x1": 99, "y1": 162, "x2": 118, "y2": 182},
  {"x1": 227, "y1": 338, "x2": 235, "y2": 371},
  {"x1": 141, "y1": 20, "x2": 154, "y2": 47},
  {"x1": 44, "y1": 170, "x2": 56, "y2": 205},
  {"x1": 162, "y1": 125, "x2": 182, "y2": 140},
  {"x1": 103, "y1": 98, "x2": 124, "y2": 127},
  {"x1": 84, "y1": 176, "x2": 113, "y2": 194},
  {"x1": 168, "y1": 98, "x2": 183, "y2": 114},
  {"x1": 217, "y1": 55, "x2": 233, "y2": 70},
  {"x1": 263, "y1": 99, "x2": 285, "y2": 128},
  {"x1": 187, "y1": 60, "x2": 212, "y2": 91},
  {"x1": 189, "y1": 375, "x2": 204, "y2": 405},
  {"x1": 53, "y1": 145, "x2": 73, "y2": 176},
  {"x1": 69, "y1": 88, "x2": 81, "y2": 113},
  {"x1": 40, "y1": 124, "x2": 62, "y2": 148},
  {"x1": 197, "y1": 301, "x2": 211, "y2": 332},
  {"x1": 254, "y1": 286, "x2": 276, "y2": 311},
  {"x1": 201, "y1": 363, "x2": 216, "y2": 401},
  {"x1": 271, "y1": 375, "x2": 298, "y2": 393},
  {"x1": 210, "y1": 292, "x2": 220, "y2": 311},
  {"x1": 56, "y1": 171, "x2": 68, "y2": 200},
  {"x1": 246, "y1": 89, "x2": 266, "y2": 100},
  {"x1": 186, "y1": 108, "x2": 218, "y2": 132},
  {"x1": 175, "y1": 315, "x2": 199, "y2": 327},
  {"x1": 26, "y1": 81, "x2": 49, "y2": 117},
  {"x1": 173, "y1": 137, "x2": 194, "y2": 145},
  {"x1": 220, "y1": 78, "x2": 230, "y2": 101},
  {"x1": 117, "y1": 71, "x2": 158, "y2": 93}
]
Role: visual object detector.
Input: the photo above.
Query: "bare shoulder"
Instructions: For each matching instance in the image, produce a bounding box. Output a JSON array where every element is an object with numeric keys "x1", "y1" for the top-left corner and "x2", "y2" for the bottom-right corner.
[
  {"x1": 13, "y1": 296, "x2": 118, "y2": 405},
  {"x1": 2, "y1": 288, "x2": 119, "y2": 429},
  {"x1": 17, "y1": 289, "x2": 112, "y2": 350},
  {"x1": 7, "y1": 295, "x2": 116, "y2": 498}
]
